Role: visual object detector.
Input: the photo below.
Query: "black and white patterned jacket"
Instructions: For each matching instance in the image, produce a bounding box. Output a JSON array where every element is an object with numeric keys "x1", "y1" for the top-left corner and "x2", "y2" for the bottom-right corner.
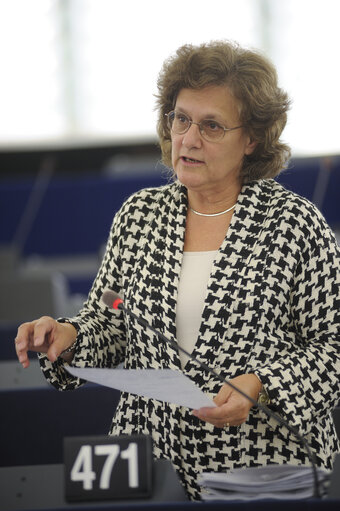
[{"x1": 40, "y1": 178, "x2": 340, "y2": 500}]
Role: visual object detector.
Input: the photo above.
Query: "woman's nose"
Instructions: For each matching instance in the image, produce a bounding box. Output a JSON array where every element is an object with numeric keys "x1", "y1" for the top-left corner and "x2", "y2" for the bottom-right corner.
[{"x1": 181, "y1": 122, "x2": 203, "y2": 148}]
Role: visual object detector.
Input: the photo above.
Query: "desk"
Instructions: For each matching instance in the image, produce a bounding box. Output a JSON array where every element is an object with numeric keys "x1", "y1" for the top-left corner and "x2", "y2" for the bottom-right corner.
[{"x1": 1, "y1": 463, "x2": 339, "y2": 511}]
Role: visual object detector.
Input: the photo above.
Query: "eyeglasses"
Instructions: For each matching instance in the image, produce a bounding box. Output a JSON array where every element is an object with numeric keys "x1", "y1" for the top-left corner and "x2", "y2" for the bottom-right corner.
[{"x1": 165, "y1": 110, "x2": 243, "y2": 142}]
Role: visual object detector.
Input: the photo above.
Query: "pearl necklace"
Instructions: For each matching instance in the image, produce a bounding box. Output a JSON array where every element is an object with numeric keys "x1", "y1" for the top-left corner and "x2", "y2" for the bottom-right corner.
[{"x1": 189, "y1": 203, "x2": 236, "y2": 217}]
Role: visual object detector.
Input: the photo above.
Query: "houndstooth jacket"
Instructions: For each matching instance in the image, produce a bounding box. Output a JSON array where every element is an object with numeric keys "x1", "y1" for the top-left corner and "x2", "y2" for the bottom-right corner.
[{"x1": 40, "y1": 178, "x2": 340, "y2": 500}]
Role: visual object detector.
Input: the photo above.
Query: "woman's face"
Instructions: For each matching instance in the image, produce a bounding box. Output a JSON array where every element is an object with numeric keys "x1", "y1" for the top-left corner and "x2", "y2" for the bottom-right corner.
[{"x1": 171, "y1": 86, "x2": 256, "y2": 196}]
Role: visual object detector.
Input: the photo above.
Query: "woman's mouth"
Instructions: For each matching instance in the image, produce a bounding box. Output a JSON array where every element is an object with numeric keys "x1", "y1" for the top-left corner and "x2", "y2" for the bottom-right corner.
[{"x1": 181, "y1": 156, "x2": 204, "y2": 164}]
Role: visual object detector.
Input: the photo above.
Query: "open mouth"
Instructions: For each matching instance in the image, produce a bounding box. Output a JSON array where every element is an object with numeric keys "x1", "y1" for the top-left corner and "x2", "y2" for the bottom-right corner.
[{"x1": 181, "y1": 156, "x2": 204, "y2": 164}]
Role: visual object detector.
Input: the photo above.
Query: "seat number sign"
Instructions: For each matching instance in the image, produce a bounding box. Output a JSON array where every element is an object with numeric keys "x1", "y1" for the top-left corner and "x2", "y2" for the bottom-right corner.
[{"x1": 64, "y1": 435, "x2": 153, "y2": 501}]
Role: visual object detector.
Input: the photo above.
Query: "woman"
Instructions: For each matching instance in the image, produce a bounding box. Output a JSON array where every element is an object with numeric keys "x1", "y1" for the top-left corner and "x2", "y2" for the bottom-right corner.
[{"x1": 15, "y1": 41, "x2": 340, "y2": 500}]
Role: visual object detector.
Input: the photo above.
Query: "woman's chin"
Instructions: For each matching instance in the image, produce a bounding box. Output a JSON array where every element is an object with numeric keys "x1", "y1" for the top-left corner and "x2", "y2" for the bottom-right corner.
[{"x1": 175, "y1": 167, "x2": 205, "y2": 190}]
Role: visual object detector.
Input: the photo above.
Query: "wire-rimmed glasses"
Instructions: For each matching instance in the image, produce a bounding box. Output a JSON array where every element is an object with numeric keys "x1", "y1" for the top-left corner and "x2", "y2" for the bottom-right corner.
[{"x1": 165, "y1": 110, "x2": 243, "y2": 142}]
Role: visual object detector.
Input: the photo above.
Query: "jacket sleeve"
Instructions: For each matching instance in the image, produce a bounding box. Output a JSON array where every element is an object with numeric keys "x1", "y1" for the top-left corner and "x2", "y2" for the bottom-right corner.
[
  {"x1": 38, "y1": 197, "x2": 133, "y2": 391},
  {"x1": 254, "y1": 206, "x2": 340, "y2": 437}
]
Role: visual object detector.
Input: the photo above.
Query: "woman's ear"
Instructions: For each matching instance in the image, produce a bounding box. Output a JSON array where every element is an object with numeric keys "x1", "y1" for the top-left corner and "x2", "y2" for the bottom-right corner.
[{"x1": 245, "y1": 138, "x2": 257, "y2": 156}]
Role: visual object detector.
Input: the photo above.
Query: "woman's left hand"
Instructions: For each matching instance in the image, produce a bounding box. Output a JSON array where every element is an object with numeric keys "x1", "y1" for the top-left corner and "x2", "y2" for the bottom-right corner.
[{"x1": 192, "y1": 374, "x2": 262, "y2": 428}]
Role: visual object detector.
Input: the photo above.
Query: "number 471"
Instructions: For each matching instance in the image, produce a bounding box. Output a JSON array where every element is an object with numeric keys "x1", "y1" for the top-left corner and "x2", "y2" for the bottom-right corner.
[{"x1": 71, "y1": 442, "x2": 139, "y2": 490}]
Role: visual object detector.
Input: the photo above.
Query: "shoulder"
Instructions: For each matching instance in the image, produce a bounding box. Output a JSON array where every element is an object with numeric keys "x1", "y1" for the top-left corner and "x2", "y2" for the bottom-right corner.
[
  {"x1": 263, "y1": 179, "x2": 330, "y2": 228},
  {"x1": 242, "y1": 178, "x2": 326, "y2": 230},
  {"x1": 112, "y1": 181, "x2": 184, "y2": 229},
  {"x1": 116, "y1": 181, "x2": 177, "y2": 212},
  {"x1": 259, "y1": 178, "x2": 320, "y2": 215},
  {"x1": 258, "y1": 179, "x2": 339, "y2": 255}
]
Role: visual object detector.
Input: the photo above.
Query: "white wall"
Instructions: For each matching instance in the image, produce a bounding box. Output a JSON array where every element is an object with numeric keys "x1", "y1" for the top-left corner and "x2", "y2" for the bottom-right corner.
[{"x1": 0, "y1": 0, "x2": 339, "y2": 156}]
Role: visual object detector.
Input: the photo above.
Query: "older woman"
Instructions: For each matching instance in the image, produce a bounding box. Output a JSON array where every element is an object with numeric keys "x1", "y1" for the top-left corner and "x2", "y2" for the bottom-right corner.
[{"x1": 15, "y1": 41, "x2": 340, "y2": 500}]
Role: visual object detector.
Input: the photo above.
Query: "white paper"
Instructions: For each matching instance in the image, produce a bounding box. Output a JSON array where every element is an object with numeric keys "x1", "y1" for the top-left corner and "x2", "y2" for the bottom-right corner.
[
  {"x1": 66, "y1": 366, "x2": 216, "y2": 410},
  {"x1": 198, "y1": 465, "x2": 330, "y2": 501}
]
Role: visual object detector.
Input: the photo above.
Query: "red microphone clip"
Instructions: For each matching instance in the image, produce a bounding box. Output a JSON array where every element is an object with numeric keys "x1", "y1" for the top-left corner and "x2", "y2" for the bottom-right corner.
[{"x1": 112, "y1": 298, "x2": 123, "y2": 310}]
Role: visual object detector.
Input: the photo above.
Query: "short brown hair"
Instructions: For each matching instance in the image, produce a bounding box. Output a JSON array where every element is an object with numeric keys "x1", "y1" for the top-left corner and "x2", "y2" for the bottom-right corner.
[{"x1": 156, "y1": 40, "x2": 291, "y2": 183}]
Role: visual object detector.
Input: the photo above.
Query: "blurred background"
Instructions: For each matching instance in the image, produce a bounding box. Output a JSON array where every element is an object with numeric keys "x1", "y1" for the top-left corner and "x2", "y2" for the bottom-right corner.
[
  {"x1": 0, "y1": 0, "x2": 339, "y2": 377},
  {"x1": 0, "y1": 0, "x2": 340, "y2": 474}
]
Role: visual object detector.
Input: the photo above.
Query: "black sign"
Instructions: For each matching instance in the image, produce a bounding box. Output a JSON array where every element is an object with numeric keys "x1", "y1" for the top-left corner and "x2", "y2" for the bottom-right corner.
[{"x1": 64, "y1": 435, "x2": 153, "y2": 502}]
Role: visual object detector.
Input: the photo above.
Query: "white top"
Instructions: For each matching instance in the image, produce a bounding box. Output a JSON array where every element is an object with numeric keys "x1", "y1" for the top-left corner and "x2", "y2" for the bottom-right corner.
[{"x1": 176, "y1": 250, "x2": 218, "y2": 368}]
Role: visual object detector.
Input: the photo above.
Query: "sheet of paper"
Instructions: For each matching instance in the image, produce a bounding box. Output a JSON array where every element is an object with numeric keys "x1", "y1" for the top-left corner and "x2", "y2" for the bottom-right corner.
[
  {"x1": 66, "y1": 366, "x2": 216, "y2": 410},
  {"x1": 198, "y1": 465, "x2": 330, "y2": 501}
]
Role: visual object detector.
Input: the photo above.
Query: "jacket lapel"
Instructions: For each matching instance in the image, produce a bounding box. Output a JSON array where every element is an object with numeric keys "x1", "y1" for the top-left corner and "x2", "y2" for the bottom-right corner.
[
  {"x1": 150, "y1": 182, "x2": 187, "y2": 369},
  {"x1": 184, "y1": 180, "x2": 272, "y2": 380},
  {"x1": 127, "y1": 182, "x2": 187, "y2": 370}
]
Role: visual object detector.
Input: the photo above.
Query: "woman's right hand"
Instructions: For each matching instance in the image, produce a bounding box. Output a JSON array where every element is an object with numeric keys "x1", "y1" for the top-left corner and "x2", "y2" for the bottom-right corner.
[{"x1": 15, "y1": 316, "x2": 77, "y2": 368}]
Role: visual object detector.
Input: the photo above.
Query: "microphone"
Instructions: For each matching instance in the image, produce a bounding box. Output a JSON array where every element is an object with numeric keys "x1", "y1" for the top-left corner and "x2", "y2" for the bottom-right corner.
[{"x1": 101, "y1": 289, "x2": 321, "y2": 498}]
